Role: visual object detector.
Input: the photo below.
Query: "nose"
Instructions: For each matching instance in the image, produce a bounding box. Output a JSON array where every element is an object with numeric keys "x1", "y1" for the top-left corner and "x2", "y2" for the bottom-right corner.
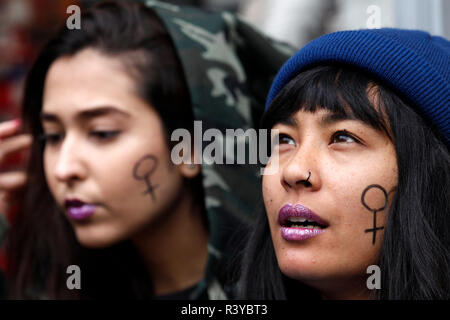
[
  {"x1": 281, "y1": 140, "x2": 321, "y2": 191},
  {"x1": 53, "y1": 134, "x2": 87, "y2": 184}
]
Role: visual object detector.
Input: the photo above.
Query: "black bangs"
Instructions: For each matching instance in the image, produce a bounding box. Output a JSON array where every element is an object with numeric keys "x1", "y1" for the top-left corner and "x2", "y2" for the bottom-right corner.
[{"x1": 261, "y1": 64, "x2": 392, "y2": 140}]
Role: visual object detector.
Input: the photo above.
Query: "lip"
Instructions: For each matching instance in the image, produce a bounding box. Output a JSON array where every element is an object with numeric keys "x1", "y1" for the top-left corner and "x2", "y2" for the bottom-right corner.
[
  {"x1": 65, "y1": 198, "x2": 96, "y2": 221},
  {"x1": 278, "y1": 204, "x2": 328, "y2": 241}
]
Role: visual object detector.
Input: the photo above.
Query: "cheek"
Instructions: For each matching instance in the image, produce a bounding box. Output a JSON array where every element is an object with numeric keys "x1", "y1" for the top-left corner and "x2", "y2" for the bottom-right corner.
[
  {"x1": 100, "y1": 154, "x2": 158, "y2": 204},
  {"x1": 262, "y1": 174, "x2": 285, "y2": 251},
  {"x1": 99, "y1": 145, "x2": 182, "y2": 217},
  {"x1": 262, "y1": 174, "x2": 280, "y2": 217},
  {"x1": 329, "y1": 150, "x2": 397, "y2": 219},
  {"x1": 328, "y1": 176, "x2": 384, "y2": 234},
  {"x1": 325, "y1": 166, "x2": 397, "y2": 262}
]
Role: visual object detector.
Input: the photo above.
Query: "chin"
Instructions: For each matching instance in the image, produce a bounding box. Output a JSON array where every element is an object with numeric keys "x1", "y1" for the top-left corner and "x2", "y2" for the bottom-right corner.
[
  {"x1": 276, "y1": 250, "x2": 328, "y2": 283},
  {"x1": 74, "y1": 227, "x2": 123, "y2": 249},
  {"x1": 76, "y1": 236, "x2": 115, "y2": 249},
  {"x1": 279, "y1": 263, "x2": 325, "y2": 283}
]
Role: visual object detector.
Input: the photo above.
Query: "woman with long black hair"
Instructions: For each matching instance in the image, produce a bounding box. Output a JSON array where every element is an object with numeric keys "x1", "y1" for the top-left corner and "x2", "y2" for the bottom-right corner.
[
  {"x1": 0, "y1": 0, "x2": 291, "y2": 299},
  {"x1": 238, "y1": 29, "x2": 450, "y2": 300}
]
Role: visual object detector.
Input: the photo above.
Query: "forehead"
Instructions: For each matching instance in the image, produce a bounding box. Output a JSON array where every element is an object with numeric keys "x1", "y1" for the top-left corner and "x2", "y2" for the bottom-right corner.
[
  {"x1": 42, "y1": 48, "x2": 142, "y2": 115},
  {"x1": 273, "y1": 108, "x2": 357, "y2": 127}
]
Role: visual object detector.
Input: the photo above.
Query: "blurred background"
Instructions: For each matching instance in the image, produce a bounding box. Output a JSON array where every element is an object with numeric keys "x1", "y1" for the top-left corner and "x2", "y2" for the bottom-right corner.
[
  {"x1": 1, "y1": 0, "x2": 449, "y2": 126},
  {"x1": 1, "y1": 0, "x2": 450, "y2": 128}
]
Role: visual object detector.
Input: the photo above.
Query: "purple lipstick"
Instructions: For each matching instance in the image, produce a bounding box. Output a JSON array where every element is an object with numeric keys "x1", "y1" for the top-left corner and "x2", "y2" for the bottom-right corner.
[
  {"x1": 278, "y1": 204, "x2": 328, "y2": 241},
  {"x1": 65, "y1": 199, "x2": 96, "y2": 221}
]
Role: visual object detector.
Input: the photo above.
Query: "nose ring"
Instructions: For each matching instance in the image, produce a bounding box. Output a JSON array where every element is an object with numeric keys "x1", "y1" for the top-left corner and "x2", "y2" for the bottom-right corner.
[{"x1": 305, "y1": 171, "x2": 311, "y2": 183}]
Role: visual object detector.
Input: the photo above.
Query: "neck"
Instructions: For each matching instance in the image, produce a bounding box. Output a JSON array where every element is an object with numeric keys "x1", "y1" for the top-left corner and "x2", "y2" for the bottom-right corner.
[
  {"x1": 320, "y1": 287, "x2": 374, "y2": 300},
  {"x1": 131, "y1": 189, "x2": 209, "y2": 296},
  {"x1": 305, "y1": 277, "x2": 374, "y2": 300}
]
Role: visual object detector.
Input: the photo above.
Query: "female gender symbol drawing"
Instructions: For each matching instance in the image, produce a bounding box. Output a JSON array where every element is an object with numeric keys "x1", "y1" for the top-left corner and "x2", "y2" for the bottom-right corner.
[
  {"x1": 361, "y1": 184, "x2": 388, "y2": 245},
  {"x1": 133, "y1": 154, "x2": 159, "y2": 202}
]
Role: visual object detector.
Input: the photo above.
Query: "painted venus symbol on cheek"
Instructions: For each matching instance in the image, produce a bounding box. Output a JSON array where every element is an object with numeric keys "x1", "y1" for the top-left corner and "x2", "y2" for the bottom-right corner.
[
  {"x1": 361, "y1": 184, "x2": 388, "y2": 245},
  {"x1": 133, "y1": 154, "x2": 159, "y2": 202}
]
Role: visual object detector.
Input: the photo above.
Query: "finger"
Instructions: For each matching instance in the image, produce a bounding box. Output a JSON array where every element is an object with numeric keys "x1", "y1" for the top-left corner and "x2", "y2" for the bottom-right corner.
[
  {"x1": 0, "y1": 119, "x2": 22, "y2": 139},
  {"x1": 0, "y1": 171, "x2": 27, "y2": 191},
  {"x1": 0, "y1": 134, "x2": 32, "y2": 161}
]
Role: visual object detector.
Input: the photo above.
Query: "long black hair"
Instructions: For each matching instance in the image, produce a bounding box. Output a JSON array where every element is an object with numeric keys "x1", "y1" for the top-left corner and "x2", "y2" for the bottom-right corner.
[
  {"x1": 237, "y1": 64, "x2": 450, "y2": 299},
  {"x1": 5, "y1": 0, "x2": 206, "y2": 299}
]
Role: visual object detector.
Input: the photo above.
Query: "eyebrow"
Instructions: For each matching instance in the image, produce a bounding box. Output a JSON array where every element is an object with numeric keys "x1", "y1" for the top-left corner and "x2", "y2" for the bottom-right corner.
[
  {"x1": 40, "y1": 106, "x2": 131, "y2": 123},
  {"x1": 273, "y1": 112, "x2": 356, "y2": 129},
  {"x1": 319, "y1": 112, "x2": 357, "y2": 126},
  {"x1": 275, "y1": 117, "x2": 298, "y2": 127}
]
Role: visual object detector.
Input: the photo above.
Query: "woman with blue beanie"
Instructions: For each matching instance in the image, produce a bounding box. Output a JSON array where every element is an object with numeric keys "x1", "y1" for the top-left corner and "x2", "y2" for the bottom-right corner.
[{"x1": 238, "y1": 28, "x2": 450, "y2": 299}]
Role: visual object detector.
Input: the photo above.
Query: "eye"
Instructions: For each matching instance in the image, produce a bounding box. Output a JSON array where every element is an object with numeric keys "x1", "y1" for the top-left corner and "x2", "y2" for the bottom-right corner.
[
  {"x1": 275, "y1": 133, "x2": 296, "y2": 146},
  {"x1": 89, "y1": 130, "x2": 121, "y2": 140},
  {"x1": 40, "y1": 133, "x2": 63, "y2": 145},
  {"x1": 330, "y1": 130, "x2": 360, "y2": 144},
  {"x1": 273, "y1": 133, "x2": 295, "y2": 146}
]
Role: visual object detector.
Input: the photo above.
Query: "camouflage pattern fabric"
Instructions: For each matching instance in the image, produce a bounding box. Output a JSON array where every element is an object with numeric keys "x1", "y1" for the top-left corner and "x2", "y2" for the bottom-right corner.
[{"x1": 143, "y1": 0, "x2": 296, "y2": 299}]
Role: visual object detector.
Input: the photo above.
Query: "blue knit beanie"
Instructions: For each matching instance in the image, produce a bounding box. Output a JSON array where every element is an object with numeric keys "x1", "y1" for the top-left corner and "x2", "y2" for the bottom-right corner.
[{"x1": 265, "y1": 28, "x2": 450, "y2": 146}]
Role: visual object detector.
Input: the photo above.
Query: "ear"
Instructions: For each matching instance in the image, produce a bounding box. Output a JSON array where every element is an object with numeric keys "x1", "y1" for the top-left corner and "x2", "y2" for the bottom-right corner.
[
  {"x1": 176, "y1": 145, "x2": 201, "y2": 179},
  {"x1": 178, "y1": 162, "x2": 201, "y2": 179}
]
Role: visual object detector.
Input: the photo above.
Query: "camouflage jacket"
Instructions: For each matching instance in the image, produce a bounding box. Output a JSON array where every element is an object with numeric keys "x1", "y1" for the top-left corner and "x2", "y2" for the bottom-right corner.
[{"x1": 144, "y1": 0, "x2": 295, "y2": 299}]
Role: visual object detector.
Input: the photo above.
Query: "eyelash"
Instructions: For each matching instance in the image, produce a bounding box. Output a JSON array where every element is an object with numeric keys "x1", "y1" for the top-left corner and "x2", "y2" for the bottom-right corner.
[
  {"x1": 330, "y1": 130, "x2": 361, "y2": 145},
  {"x1": 277, "y1": 133, "x2": 295, "y2": 145},
  {"x1": 40, "y1": 131, "x2": 121, "y2": 145},
  {"x1": 274, "y1": 130, "x2": 361, "y2": 146},
  {"x1": 39, "y1": 133, "x2": 62, "y2": 145},
  {"x1": 89, "y1": 130, "x2": 121, "y2": 140}
]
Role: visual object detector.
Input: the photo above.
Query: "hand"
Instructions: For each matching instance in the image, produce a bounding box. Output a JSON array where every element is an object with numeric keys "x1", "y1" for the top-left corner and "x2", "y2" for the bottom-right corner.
[{"x1": 0, "y1": 119, "x2": 32, "y2": 215}]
